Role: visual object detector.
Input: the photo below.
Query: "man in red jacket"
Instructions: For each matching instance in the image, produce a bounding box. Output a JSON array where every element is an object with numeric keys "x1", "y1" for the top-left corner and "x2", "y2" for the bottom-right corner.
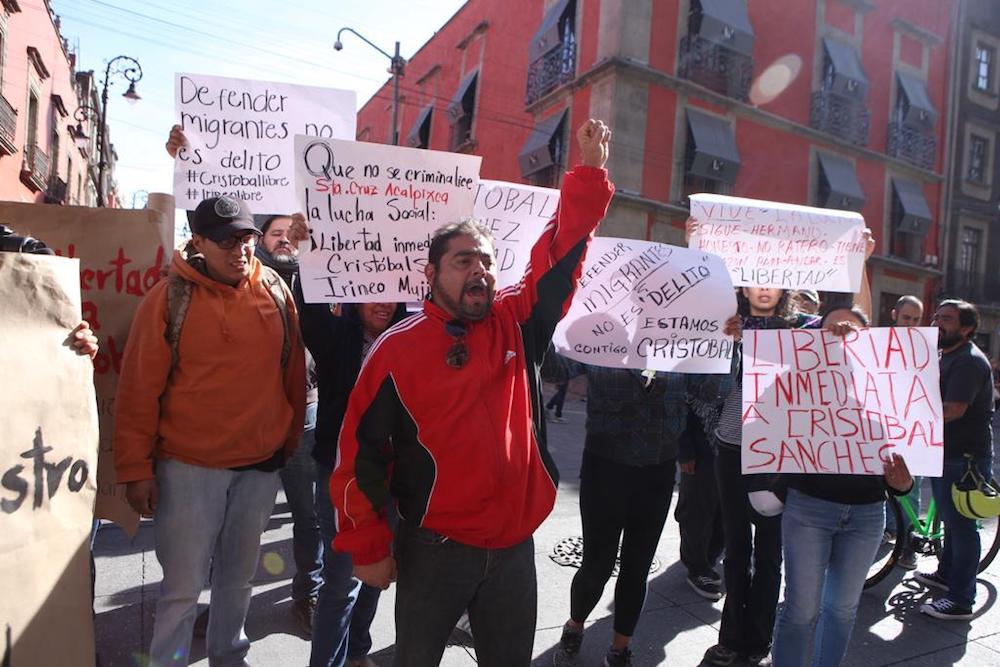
[{"x1": 330, "y1": 119, "x2": 613, "y2": 666}]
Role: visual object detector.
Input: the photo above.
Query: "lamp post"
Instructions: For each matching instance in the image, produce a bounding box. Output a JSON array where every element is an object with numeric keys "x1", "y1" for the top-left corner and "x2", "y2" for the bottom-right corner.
[
  {"x1": 334, "y1": 28, "x2": 405, "y2": 145},
  {"x1": 73, "y1": 55, "x2": 142, "y2": 207}
]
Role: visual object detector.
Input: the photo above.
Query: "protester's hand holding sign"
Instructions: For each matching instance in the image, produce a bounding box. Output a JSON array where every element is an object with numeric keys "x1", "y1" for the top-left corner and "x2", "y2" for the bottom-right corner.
[
  {"x1": 883, "y1": 453, "x2": 914, "y2": 493},
  {"x1": 165, "y1": 124, "x2": 187, "y2": 159},
  {"x1": 288, "y1": 212, "x2": 309, "y2": 246},
  {"x1": 70, "y1": 321, "x2": 99, "y2": 359}
]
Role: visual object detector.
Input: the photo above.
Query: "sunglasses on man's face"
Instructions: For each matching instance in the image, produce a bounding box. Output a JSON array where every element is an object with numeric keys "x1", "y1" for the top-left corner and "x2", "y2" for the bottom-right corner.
[
  {"x1": 445, "y1": 320, "x2": 469, "y2": 369},
  {"x1": 214, "y1": 232, "x2": 258, "y2": 251}
]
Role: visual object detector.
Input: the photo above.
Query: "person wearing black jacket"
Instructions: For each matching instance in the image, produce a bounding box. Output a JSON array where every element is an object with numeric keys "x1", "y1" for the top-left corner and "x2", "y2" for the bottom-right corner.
[
  {"x1": 290, "y1": 213, "x2": 409, "y2": 667},
  {"x1": 771, "y1": 307, "x2": 914, "y2": 667}
]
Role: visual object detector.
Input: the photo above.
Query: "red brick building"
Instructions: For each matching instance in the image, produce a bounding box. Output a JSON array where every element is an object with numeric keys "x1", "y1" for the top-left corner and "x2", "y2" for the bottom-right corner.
[{"x1": 357, "y1": 0, "x2": 957, "y2": 323}]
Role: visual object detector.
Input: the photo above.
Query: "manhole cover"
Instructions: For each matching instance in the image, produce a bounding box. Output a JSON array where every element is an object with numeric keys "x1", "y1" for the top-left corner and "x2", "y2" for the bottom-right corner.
[{"x1": 549, "y1": 536, "x2": 660, "y2": 576}]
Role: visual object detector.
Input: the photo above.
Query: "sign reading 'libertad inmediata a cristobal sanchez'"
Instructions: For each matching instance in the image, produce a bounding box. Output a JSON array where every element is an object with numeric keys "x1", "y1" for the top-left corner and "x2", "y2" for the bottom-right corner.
[
  {"x1": 552, "y1": 237, "x2": 737, "y2": 374},
  {"x1": 173, "y1": 73, "x2": 356, "y2": 214},
  {"x1": 688, "y1": 193, "x2": 867, "y2": 293},
  {"x1": 741, "y1": 327, "x2": 943, "y2": 476},
  {"x1": 294, "y1": 136, "x2": 482, "y2": 303}
]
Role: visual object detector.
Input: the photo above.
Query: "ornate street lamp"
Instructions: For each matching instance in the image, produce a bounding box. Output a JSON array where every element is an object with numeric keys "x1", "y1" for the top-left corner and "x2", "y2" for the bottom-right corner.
[
  {"x1": 334, "y1": 28, "x2": 405, "y2": 145},
  {"x1": 72, "y1": 55, "x2": 142, "y2": 207}
]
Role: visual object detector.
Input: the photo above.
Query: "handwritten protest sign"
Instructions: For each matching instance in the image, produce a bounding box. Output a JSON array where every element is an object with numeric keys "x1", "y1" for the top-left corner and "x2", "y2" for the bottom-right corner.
[
  {"x1": 474, "y1": 180, "x2": 558, "y2": 289},
  {"x1": 295, "y1": 136, "x2": 482, "y2": 303},
  {"x1": 1, "y1": 253, "x2": 98, "y2": 667},
  {"x1": 552, "y1": 237, "x2": 736, "y2": 373},
  {"x1": 689, "y1": 193, "x2": 866, "y2": 293},
  {"x1": 174, "y1": 73, "x2": 357, "y2": 214},
  {"x1": 5, "y1": 202, "x2": 174, "y2": 536},
  {"x1": 741, "y1": 327, "x2": 943, "y2": 476}
]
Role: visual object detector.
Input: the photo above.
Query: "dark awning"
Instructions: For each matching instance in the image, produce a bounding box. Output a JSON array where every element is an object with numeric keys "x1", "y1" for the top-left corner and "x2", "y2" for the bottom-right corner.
[
  {"x1": 892, "y1": 177, "x2": 932, "y2": 235},
  {"x1": 822, "y1": 37, "x2": 869, "y2": 99},
  {"x1": 406, "y1": 104, "x2": 433, "y2": 148},
  {"x1": 530, "y1": 0, "x2": 573, "y2": 62},
  {"x1": 518, "y1": 110, "x2": 567, "y2": 177},
  {"x1": 897, "y1": 72, "x2": 937, "y2": 129},
  {"x1": 448, "y1": 72, "x2": 479, "y2": 122},
  {"x1": 686, "y1": 108, "x2": 741, "y2": 184},
  {"x1": 817, "y1": 152, "x2": 865, "y2": 211},
  {"x1": 696, "y1": 0, "x2": 755, "y2": 56}
]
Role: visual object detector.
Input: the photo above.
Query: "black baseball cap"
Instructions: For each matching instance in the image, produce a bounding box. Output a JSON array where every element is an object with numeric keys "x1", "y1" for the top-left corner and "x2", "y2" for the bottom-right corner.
[{"x1": 190, "y1": 196, "x2": 260, "y2": 242}]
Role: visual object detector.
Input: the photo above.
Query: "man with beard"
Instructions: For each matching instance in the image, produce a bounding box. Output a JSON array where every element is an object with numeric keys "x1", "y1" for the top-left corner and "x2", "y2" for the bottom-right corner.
[
  {"x1": 916, "y1": 300, "x2": 995, "y2": 620},
  {"x1": 330, "y1": 119, "x2": 614, "y2": 666},
  {"x1": 166, "y1": 127, "x2": 323, "y2": 632}
]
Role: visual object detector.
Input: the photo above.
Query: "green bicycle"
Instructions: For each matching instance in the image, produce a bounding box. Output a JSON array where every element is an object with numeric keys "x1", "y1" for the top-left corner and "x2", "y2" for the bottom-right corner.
[{"x1": 865, "y1": 486, "x2": 1000, "y2": 588}]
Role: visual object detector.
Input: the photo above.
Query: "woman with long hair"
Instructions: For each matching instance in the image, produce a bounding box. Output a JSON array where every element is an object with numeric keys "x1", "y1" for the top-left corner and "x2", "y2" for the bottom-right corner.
[{"x1": 771, "y1": 306, "x2": 914, "y2": 667}]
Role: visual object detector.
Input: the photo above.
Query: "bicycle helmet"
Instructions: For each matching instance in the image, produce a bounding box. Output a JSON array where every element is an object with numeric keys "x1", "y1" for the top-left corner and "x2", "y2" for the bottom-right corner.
[{"x1": 952, "y1": 460, "x2": 1000, "y2": 520}]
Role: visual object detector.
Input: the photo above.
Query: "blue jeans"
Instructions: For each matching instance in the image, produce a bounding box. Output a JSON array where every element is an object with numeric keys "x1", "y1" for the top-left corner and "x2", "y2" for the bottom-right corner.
[
  {"x1": 150, "y1": 458, "x2": 279, "y2": 667},
  {"x1": 278, "y1": 402, "x2": 323, "y2": 601},
  {"x1": 310, "y1": 463, "x2": 381, "y2": 667},
  {"x1": 772, "y1": 490, "x2": 885, "y2": 667},
  {"x1": 930, "y1": 455, "x2": 993, "y2": 608}
]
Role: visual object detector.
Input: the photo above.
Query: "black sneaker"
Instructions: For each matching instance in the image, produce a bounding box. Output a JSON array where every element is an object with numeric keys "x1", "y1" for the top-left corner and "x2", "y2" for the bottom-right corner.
[
  {"x1": 552, "y1": 622, "x2": 583, "y2": 666},
  {"x1": 703, "y1": 644, "x2": 739, "y2": 666},
  {"x1": 687, "y1": 574, "x2": 723, "y2": 601},
  {"x1": 896, "y1": 549, "x2": 918, "y2": 571},
  {"x1": 913, "y1": 570, "x2": 948, "y2": 591},
  {"x1": 745, "y1": 650, "x2": 773, "y2": 667},
  {"x1": 920, "y1": 598, "x2": 974, "y2": 620},
  {"x1": 603, "y1": 646, "x2": 633, "y2": 667}
]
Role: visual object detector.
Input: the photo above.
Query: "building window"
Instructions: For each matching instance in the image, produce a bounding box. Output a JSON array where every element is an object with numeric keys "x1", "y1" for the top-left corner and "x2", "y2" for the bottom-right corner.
[
  {"x1": 682, "y1": 109, "x2": 740, "y2": 202},
  {"x1": 406, "y1": 104, "x2": 433, "y2": 149},
  {"x1": 958, "y1": 227, "x2": 982, "y2": 288},
  {"x1": 525, "y1": 0, "x2": 576, "y2": 105},
  {"x1": 887, "y1": 72, "x2": 937, "y2": 170},
  {"x1": 448, "y1": 72, "x2": 478, "y2": 151},
  {"x1": 967, "y1": 134, "x2": 989, "y2": 184},
  {"x1": 679, "y1": 0, "x2": 755, "y2": 101},
  {"x1": 518, "y1": 110, "x2": 568, "y2": 188},
  {"x1": 816, "y1": 152, "x2": 865, "y2": 211},
  {"x1": 974, "y1": 43, "x2": 995, "y2": 92},
  {"x1": 889, "y1": 176, "x2": 932, "y2": 264}
]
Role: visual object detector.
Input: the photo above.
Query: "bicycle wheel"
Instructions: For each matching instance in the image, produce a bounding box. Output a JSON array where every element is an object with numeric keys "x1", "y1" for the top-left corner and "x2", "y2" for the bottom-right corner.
[
  {"x1": 978, "y1": 513, "x2": 1000, "y2": 573},
  {"x1": 866, "y1": 495, "x2": 904, "y2": 588}
]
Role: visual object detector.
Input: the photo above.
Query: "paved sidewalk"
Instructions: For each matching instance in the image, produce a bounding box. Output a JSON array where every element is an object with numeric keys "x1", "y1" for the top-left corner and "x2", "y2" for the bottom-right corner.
[{"x1": 94, "y1": 400, "x2": 1000, "y2": 666}]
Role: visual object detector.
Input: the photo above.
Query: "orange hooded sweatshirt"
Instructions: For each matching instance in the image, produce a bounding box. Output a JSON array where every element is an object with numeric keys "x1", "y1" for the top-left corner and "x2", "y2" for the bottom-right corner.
[{"x1": 114, "y1": 244, "x2": 306, "y2": 483}]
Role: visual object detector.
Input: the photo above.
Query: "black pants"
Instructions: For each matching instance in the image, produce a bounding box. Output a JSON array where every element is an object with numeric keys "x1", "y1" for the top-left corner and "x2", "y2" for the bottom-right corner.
[
  {"x1": 546, "y1": 382, "x2": 569, "y2": 417},
  {"x1": 570, "y1": 451, "x2": 677, "y2": 637},
  {"x1": 393, "y1": 521, "x2": 536, "y2": 667},
  {"x1": 715, "y1": 445, "x2": 782, "y2": 655},
  {"x1": 675, "y1": 450, "x2": 724, "y2": 577}
]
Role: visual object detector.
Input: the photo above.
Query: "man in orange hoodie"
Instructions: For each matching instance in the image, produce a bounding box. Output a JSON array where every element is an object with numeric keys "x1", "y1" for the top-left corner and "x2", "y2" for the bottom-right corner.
[{"x1": 114, "y1": 195, "x2": 306, "y2": 667}]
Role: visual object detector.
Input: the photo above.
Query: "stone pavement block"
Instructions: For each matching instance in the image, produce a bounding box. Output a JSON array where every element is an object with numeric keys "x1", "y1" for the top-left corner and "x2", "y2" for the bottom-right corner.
[
  {"x1": 883, "y1": 640, "x2": 1000, "y2": 666},
  {"x1": 971, "y1": 630, "x2": 1000, "y2": 654}
]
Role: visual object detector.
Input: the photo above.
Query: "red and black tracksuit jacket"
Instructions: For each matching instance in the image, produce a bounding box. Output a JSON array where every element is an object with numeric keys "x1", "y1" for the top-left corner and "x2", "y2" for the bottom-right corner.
[{"x1": 330, "y1": 166, "x2": 615, "y2": 565}]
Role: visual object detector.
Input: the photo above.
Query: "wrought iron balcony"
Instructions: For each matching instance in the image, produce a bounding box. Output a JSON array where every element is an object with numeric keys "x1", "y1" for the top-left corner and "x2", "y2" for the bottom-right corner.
[
  {"x1": 678, "y1": 34, "x2": 753, "y2": 102},
  {"x1": 0, "y1": 94, "x2": 16, "y2": 155},
  {"x1": 810, "y1": 88, "x2": 870, "y2": 146},
  {"x1": 886, "y1": 122, "x2": 936, "y2": 170},
  {"x1": 20, "y1": 144, "x2": 50, "y2": 192},
  {"x1": 45, "y1": 175, "x2": 68, "y2": 205},
  {"x1": 525, "y1": 40, "x2": 576, "y2": 106},
  {"x1": 948, "y1": 268, "x2": 1000, "y2": 304}
]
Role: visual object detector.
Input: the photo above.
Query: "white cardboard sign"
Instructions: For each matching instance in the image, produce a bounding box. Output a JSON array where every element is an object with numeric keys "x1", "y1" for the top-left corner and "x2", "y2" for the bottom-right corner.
[
  {"x1": 741, "y1": 327, "x2": 943, "y2": 476},
  {"x1": 173, "y1": 73, "x2": 357, "y2": 214},
  {"x1": 474, "y1": 180, "x2": 559, "y2": 290},
  {"x1": 689, "y1": 193, "x2": 866, "y2": 293},
  {"x1": 552, "y1": 237, "x2": 737, "y2": 374},
  {"x1": 294, "y1": 136, "x2": 482, "y2": 303}
]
